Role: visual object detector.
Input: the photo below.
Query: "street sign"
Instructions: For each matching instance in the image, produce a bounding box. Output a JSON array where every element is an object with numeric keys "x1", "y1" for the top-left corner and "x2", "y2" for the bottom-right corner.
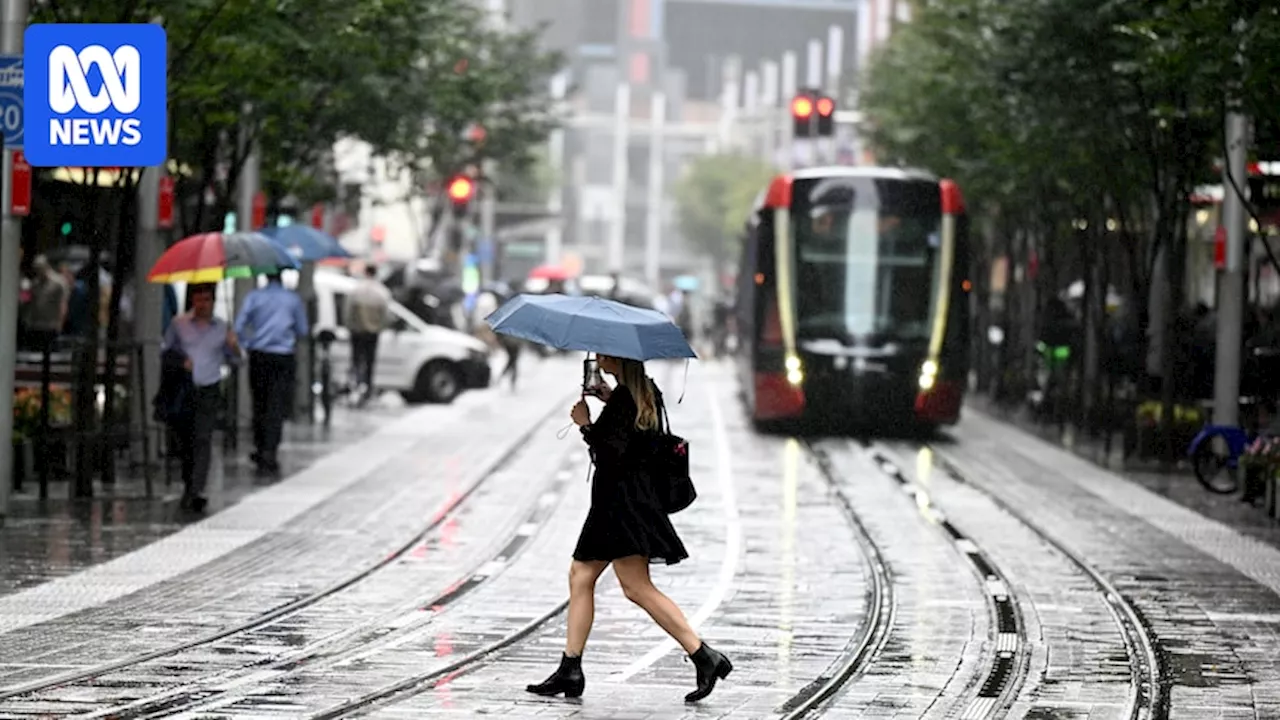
[
  {"x1": 157, "y1": 175, "x2": 174, "y2": 228},
  {"x1": 9, "y1": 148, "x2": 30, "y2": 216},
  {"x1": 0, "y1": 55, "x2": 23, "y2": 147}
]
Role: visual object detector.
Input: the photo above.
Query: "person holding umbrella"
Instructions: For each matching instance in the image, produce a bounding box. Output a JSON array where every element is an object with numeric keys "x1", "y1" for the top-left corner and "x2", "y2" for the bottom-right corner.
[
  {"x1": 148, "y1": 230, "x2": 301, "y2": 509},
  {"x1": 488, "y1": 295, "x2": 732, "y2": 703},
  {"x1": 161, "y1": 283, "x2": 240, "y2": 512}
]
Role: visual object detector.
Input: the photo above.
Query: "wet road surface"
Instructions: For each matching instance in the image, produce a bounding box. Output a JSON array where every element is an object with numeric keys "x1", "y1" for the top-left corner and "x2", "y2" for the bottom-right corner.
[{"x1": 0, "y1": 361, "x2": 1277, "y2": 719}]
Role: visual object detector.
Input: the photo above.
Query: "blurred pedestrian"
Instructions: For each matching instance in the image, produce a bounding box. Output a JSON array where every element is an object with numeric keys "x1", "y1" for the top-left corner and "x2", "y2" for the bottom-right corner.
[
  {"x1": 343, "y1": 265, "x2": 391, "y2": 406},
  {"x1": 234, "y1": 272, "x2": 309, "y2": 475},
  {"x1": 24, "y1": 255, "x2": 67, "y2": 352},
  {"x1": 527, "y1": 355, "x2": 732, "y2": 703},
  {"x1": 163, "y1": 283, "x2": 240, "y2": 512},
  {"x1": 498, "y1": 334, "x2": 522, "y2": 390}
]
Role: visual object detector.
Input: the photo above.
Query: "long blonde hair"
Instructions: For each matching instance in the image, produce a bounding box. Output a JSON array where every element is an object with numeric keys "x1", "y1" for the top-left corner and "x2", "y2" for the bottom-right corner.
[{"x1": 618, "y1": 358, "x2": 659, "y2": 431}]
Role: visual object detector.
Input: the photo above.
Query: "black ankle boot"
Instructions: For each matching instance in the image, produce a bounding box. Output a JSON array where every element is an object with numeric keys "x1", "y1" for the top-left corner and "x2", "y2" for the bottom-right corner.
[
  {"x1": 685, "y1": 642, "x2": 732, "y2": 703},
  {"x1": 526, "y1": 653, "x2": 585, "y2": 698}
]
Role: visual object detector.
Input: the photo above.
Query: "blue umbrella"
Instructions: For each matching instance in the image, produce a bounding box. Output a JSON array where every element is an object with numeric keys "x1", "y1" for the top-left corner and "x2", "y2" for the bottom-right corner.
[
  {"x1": 259, "y1": 225, "x2": 352, "y2": 262},
  {"x1": 485, "y1": 293, "x2": 697, "y2": 361}
]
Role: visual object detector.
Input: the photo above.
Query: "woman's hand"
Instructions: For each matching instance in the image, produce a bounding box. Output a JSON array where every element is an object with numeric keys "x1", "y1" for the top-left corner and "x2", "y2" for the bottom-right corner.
[{"x1": 571, "y1": 398, "x2": 591, "y2": 426}]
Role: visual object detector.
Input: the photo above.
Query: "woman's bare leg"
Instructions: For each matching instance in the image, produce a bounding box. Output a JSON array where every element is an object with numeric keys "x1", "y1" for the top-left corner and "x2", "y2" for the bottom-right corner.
[
  {"x1": 612, "y1": 555, "x2": 701, "y2": 654},
  {"x1": 565, "y1": 559, "x2": 609, "y2": 655}
]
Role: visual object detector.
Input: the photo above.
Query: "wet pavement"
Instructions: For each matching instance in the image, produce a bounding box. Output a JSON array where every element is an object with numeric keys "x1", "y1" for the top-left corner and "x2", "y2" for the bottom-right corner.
[
  {"x1": 970, "y1": 397, "x2": 1280, "y2": 551},
  {"x1": 0, "y1": 396, "x2": 408, "y2": 598},
  {"x1": 0, "y1": 362, "x2": 1278, "y2": 719}
]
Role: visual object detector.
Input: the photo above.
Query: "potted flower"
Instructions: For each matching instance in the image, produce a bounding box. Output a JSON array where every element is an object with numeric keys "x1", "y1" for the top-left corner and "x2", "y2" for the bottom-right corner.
[{"x1": 10, "y1": 388, "x2": 39, "y2": 486}]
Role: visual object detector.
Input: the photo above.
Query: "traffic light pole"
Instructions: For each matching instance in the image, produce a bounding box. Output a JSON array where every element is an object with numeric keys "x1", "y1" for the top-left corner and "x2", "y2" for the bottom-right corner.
[
  {"x1": 479, "y1": 159, "x2": 496, "y2": 286},
  {"x1": 0, "y1": 0, "x2": 29, "y2": 519}
]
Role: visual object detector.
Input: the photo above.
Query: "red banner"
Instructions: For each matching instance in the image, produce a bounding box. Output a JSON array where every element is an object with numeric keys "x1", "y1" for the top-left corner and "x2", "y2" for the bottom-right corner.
[
  {"x1": 9, "y1": 150, "x2": 30, "y2": 217},
  {"x1": 252, "y1": 191, "x2": 267, "y2": 229},
  {"x1": 157, "y1": 175, "x2": 174, "y2": 229},
  {"x1": 310, "y1": 202, "x2": 325, "y2": 229}
]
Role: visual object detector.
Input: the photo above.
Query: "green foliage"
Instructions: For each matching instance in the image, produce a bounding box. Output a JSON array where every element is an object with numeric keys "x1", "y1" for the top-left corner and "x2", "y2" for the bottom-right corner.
[
  {"x1": 671, "y1": 153, "x2": 776, "y2": 261},
  {"x1": 41, "y1": 0, "x2": 563, "y2": 232}
]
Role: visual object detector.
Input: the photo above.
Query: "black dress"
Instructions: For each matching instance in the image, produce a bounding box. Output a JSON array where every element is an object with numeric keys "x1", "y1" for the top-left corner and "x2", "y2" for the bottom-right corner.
[{"x1": 573, "y1": 384, "x2": 689, "y2": 565}]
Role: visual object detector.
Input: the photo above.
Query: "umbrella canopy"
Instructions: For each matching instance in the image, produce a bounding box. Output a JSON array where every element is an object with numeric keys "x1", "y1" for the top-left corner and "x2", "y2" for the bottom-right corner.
[
  {"x1": 528, "y1": 264, "x2": 571, "y2": 281},
  {"x1": 259, "y1": 225, "x2": 352, "y2": 262},
  {"x1": 486, "y1": 293, "x2": 697, "y2": 361},
  {"x1": 147, "y1": 231, "x2": 300, "y2": 284}
]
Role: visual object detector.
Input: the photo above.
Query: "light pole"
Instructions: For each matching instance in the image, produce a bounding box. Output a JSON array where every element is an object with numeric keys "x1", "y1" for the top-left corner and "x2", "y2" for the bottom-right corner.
[{"x1": 0, "y1": 0, "x2": 29, "y2": 519}]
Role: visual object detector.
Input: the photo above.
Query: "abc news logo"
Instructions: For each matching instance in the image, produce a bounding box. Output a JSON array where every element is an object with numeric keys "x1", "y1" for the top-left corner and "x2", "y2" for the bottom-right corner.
[
  {"x1": 24, "y1": 24, "x2": 166, "y2": 167},
  {"x1": 48, "y1": 44, "x2": 143, "y2": 147}
]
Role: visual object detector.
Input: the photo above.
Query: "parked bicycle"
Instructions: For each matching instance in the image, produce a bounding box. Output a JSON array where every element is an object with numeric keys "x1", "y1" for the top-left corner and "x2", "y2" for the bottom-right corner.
[{"x1": 1187, "y1": 347, "x2": 1280, "y2": 494}]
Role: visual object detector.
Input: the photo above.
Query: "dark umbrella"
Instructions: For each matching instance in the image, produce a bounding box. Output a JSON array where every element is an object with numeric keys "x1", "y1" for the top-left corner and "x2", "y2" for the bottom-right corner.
[{"x1": 485, "y1": 293, "x2": 697, "y2": 361}]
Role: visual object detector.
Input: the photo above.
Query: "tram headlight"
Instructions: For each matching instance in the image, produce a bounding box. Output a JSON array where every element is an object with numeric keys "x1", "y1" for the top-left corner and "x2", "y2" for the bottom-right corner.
[
  {"x1": 918, "y1": 360, "x2": 938, "y2": 390},
  {"x1": 785, "y1": 354, "x2": 803, "y2": 385}
]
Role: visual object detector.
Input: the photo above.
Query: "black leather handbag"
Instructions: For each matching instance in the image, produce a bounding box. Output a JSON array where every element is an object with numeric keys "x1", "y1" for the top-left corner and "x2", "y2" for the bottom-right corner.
[{"x1": 653, "y1": 392, "x2": 696, "y2": 514}]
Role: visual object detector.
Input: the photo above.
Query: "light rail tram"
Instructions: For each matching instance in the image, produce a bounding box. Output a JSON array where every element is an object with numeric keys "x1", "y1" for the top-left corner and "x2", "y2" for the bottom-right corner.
[{"x1": 734, "y1": 166, "x2": 971, "y2": 430}]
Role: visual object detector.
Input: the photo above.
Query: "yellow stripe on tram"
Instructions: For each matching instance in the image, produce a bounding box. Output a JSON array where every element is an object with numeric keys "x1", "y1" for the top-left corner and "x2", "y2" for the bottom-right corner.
[
  {"x1": 922, "y1": 191, "x2": 957, "y2": 389},
  {"x1": 774, "y1": 207, "x2": 799, "y2": 370}
]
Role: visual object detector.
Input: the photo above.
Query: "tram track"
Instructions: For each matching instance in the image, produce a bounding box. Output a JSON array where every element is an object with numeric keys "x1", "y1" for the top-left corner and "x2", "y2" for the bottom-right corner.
[
  {"x1": 771, "y1": 439, "x2": 896, "y2": 720},
  {"x1": 871, "y1": 438, "x2": 1166, "y2": 720},
  {"x1": 852, "y1": 439, "x2": 1030, "y2": 719},
  {"x1": 69, "y1": 446, "x2": 583, "y2": 719},
  {"x1": 0, "y1": 394, "x2": 574, "y2": 710},
  {"x1": 299, "y1": 408, "x2": 902, "y2": 719}
]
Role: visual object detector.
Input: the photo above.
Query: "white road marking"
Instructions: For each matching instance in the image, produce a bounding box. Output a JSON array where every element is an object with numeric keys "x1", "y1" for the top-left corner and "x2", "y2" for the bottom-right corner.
[{"x1": 609, "y1": 384, "x2": 742, "y2": 682}]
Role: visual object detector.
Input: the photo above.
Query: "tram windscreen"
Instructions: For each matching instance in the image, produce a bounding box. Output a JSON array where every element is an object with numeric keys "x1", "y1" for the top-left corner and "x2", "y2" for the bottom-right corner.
[{"x1": 791, "y1": 178, "x2": 942, "y2": 342}]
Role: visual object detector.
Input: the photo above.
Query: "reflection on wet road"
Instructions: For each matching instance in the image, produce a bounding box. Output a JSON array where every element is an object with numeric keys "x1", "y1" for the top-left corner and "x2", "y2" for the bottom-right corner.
[{"x1": 1, "y1": 363, "x2": 1278, "y2": 719}]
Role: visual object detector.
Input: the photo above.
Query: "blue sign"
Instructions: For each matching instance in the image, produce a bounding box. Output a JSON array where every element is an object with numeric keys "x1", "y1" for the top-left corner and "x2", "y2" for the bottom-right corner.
[
  {"x1": 23, "y1": 24, "x2": 167, "y2": 167},
  {"x1": 0, "y1": 55, "x2": 23, "y2": 147}
]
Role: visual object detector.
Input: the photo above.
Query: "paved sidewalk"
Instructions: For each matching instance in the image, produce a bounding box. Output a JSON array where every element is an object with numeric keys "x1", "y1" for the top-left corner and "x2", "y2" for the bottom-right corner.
[
  {"x1": 970, "y1": 397, "x2": 1280, "y2": 550},
  {"x1": 0, "y1": 358, "x2": 577, "y2": 647},
  {"x1": 0, "y1": 398, "x2": 406, "y2": 598}
]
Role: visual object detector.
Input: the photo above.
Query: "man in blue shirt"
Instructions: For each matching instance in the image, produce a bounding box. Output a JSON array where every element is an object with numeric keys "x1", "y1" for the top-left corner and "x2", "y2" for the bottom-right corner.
[
  {"x1": 234, "y1": 272, "x2": 310, "y2": 475},
  {"x1": 162, "y1": 283, "x2": 241, "y2": 512}
]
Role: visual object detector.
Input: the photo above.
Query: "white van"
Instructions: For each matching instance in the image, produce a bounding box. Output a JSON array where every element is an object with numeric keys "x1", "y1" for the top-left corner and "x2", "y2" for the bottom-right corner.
[{"x1": 312, "y1": 271, "x2": 491, "y2": 403}]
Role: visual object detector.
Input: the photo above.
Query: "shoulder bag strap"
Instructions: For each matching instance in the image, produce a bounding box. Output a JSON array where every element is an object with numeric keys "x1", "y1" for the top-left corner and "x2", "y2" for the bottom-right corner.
[{"x1": 654, "y1": 381, "x2": 672, "y2": 435}]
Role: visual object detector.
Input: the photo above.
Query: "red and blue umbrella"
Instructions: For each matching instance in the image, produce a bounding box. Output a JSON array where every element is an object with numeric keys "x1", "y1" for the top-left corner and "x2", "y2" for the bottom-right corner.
[{"x1": 147, "y1": 231, "x2": 300, "y2": 284}]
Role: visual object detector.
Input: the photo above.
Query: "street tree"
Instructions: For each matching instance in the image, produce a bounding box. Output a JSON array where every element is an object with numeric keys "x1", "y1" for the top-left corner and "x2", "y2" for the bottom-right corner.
[
  {"x1": 858, "y1": 0, "x2": 1233, "y2": 445},
  {"x1": 670, "y1": 153, "x2": 775, "y2": 267}
]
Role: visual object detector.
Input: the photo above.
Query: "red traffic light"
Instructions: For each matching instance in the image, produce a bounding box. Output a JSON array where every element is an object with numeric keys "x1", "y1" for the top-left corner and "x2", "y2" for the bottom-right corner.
[
  {"x1": 447, "y1": 176, "x2": 474, "y2": 202},
  {"x1": 791, "y1": 95, "x2": 814, "y2": 119},
  {"x1": 816, "y1": 96, "x2": 835, "y2": 117}
]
